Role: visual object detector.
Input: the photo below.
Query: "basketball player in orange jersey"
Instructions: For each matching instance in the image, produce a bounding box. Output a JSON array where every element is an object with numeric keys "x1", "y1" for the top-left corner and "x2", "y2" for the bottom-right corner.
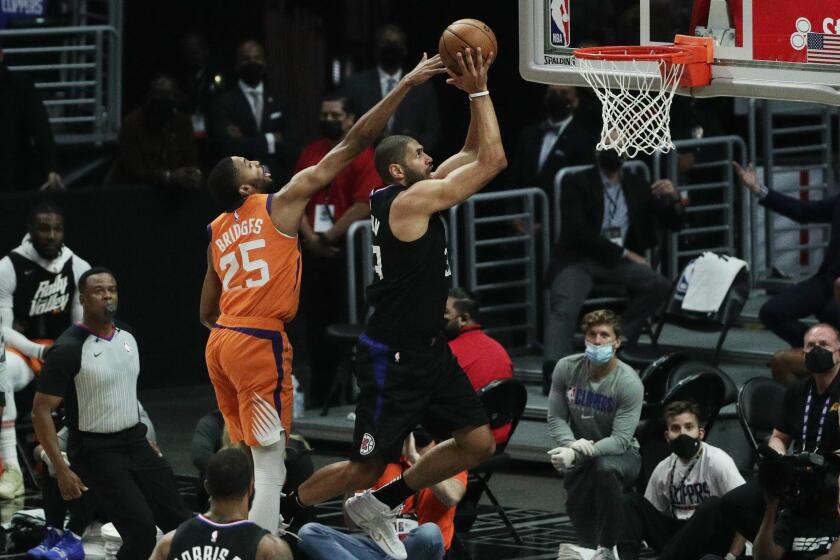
[{"x1": 199, "y1": 53, "x2": 446, "y2": 535}]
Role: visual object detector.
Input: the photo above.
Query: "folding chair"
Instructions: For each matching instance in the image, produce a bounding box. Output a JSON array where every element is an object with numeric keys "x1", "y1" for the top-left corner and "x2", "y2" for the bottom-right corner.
[{"x1": 736, "y1": 377, "x2": 786, "y2": 471}]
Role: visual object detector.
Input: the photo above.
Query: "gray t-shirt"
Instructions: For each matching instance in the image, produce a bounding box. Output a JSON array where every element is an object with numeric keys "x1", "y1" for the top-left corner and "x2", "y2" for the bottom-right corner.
[{"x1": 547, "y1": 353, "x2": 643, "y2": 456}]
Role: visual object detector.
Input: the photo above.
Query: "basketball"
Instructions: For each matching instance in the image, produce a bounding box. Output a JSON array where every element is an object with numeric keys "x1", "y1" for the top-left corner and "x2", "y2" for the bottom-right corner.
[{"x1": 438, "y1": 19, "x2": 497, "y2": 75}]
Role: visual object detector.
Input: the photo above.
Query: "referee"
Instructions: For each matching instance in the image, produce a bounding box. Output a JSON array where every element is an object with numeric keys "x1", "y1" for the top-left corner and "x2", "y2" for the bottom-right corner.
[{"x1": 32, "y1": 267, "x2": 190, "y2": 560}]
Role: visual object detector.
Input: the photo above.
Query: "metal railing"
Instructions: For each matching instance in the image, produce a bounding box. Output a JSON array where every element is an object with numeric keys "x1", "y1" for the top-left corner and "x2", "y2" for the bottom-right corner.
[
  {"x1": 453, "y1": 188, "x2": 549, "y2": 348},
  {"x1": 653, "y1": 136, "x2": 747, "y2": 279},
  {"x1": 0, "y1": 24, "x2": 122, "y2": 145}
]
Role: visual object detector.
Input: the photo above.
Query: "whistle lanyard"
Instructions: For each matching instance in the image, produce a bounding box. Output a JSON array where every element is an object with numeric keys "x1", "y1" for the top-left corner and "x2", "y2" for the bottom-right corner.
[
  {"x1": 667, "y1": 447, "x2": 702, "y2": 516},
  {"x1": 801, "y1": 388, "x2": 831, "y2": 453}
]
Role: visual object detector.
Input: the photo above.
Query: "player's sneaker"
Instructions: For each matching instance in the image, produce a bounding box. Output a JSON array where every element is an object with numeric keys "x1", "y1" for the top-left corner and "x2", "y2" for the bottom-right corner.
[
  {"x1": 27, "y1": 527, "x2": 63, "y2": 558},
  {"x1": 0, "y1": 467, "x2": 24, "y2": 499},
  {"x1": 43, "y1": 531, "x2": 84, "y2": 560},
  {"x1": 344, "y1": 490, "x2": 406, "y2": 560},
  {"x1": 556, "y1": 543, "x2": 584, "y2": 560}
]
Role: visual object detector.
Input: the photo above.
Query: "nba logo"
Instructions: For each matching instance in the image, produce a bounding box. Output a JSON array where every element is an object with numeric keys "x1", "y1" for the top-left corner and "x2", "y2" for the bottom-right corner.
[
  {"x1": 549, "y1": 0, "x2": 570, "y2": 47},
  {"x1": 360, "y1": 432, "x2": 376, "y2": 456}
]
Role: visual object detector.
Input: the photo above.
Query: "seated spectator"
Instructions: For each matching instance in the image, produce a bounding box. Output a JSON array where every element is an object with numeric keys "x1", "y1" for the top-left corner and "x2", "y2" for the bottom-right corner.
[
  {"x1": 735, "y1": 162, "x2": 840, "y2": 349},
  {"x1": 298, "y1": 428, "x2": 465, "y2": 560},
  {"x1": 0, "y1": 41, "x2": 64, "y2": 192},
  {"x1": 176, "y1": 32, "x2": 226, "y2": 141},
  {"x1": 617, "y1": 401, "x2": 745, "y2": 560},
  {"x1": 110, "y1": 75, "x2": 201, "y2": 189},
  {"x1": 444, "y1": 288, "x2": 513, "y2": 444},
  {"x1": 297, "y1": 90, "x2": 379, "y2": 408},
  {"x1": 547, "y1": 309, "x2": 643, "y2": 560},
  {"x1": 344, "y1": 24, "x2": 440, "y2": 155},
  {"x1": 151, "y1": 448, "x2": 292, "y2": 560},
  {"x1": 543, "y1": 147, "x2": 685, "y2": 384},
  {"x1": 660, "y1": 323, "x2": 840, "y2": 557},
  {"x1": 210, "y1": 40, "x2": 297, "y2": 184},
  {"x1": 507, "y1": 85, "x2": 600, "y2": 193}
]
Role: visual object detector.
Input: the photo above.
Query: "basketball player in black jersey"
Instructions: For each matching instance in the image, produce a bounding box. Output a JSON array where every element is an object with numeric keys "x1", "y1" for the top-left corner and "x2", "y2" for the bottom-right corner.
[
  {"x1": 151, "y1": 448, "x2": 291, "y2": 560},
  {"x1": 286, "y1": 48, "x2": 506, "y2": 559}
]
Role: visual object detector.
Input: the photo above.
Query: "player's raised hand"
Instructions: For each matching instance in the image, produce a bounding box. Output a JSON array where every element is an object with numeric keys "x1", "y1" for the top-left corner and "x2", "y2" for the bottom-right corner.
[
  {"x1": 445, "y1": 47, "x2": 494, "y2": 94},
  {"x1": 401, "y1": 53, "x2": 447, "y2": 87}
]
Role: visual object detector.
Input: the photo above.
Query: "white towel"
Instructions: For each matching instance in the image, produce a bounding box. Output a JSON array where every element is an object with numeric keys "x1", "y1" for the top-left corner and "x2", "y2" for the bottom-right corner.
[{"x1": 681, "y1": 252, "x2": 748, "y2": 313}]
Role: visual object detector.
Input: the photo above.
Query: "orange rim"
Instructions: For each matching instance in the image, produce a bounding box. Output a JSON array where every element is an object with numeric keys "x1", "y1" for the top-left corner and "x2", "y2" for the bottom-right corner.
[{"x1": 574, "y1": 45, "x2": 694, "y2": 64}]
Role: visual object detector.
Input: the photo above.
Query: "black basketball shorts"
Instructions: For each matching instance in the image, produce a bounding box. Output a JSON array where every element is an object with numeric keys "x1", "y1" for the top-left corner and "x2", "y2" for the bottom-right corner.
[{"x1": 350, "y1": 333, "x2": 489, "y2": 462}]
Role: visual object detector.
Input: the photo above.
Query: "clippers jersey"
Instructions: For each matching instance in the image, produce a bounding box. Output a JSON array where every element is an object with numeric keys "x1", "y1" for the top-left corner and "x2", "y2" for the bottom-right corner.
[
  {"x1": 365, "y1": 184, "x2": 452, "y2": 346},
  {"x1": 208, "y1": 194, "x2": 301, "y2": 323},
  {"x1": 166, "y1": 515, "x2": 268, "y2": 560}
]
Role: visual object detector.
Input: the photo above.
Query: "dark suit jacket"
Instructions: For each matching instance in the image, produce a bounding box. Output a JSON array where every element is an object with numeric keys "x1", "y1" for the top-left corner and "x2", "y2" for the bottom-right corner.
[
  {"x1": 344, "y1": 68, "x2": 441, "y2": 154},
  {"x1": 0, "y1": 63, "x2": 57, "y2": 191},
  {"x1": 551, "y1": 166, "x2": 685, "y2": 277},
  {"x1": 760, "y1": 190, "x2": 840, "y2": 277},
  {"x1": 508, "y1": 112, "x2": 600, "y2": 192},
  {"x1": 209, "y1": 84, "x2": 297, "y2": 180}
]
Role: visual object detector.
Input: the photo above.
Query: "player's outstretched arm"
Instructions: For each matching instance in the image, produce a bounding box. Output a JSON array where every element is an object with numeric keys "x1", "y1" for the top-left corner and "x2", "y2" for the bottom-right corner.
[
  {"x1": 392, "y1": 49, "x2": 506, "y2": 230},
  {"x1": 268, "y1": 54, "x2": 446, "y2": 235}
]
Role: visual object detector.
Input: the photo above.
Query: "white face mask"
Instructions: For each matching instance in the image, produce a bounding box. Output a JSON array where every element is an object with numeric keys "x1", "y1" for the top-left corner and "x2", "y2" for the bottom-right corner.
[{"x1": 585, "y1": 342, "x2": 614, "y2": 365}]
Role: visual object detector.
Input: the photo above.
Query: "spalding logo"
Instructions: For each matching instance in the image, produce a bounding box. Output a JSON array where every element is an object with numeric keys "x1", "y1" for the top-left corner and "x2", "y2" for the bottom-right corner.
[{"x1": 360, "y1": 433, "x2": 376, "y2": 456}]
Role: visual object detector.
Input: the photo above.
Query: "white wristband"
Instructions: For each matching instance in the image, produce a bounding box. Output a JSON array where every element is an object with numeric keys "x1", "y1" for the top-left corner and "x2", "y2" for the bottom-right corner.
[{"x1": 468, "y1": 90, "x2": 489, "y2": 99}]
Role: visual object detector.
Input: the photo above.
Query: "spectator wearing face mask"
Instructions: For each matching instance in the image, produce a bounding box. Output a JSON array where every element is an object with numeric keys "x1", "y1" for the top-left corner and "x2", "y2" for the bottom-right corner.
[
  {"x1": 617, "y1": 401, "x2": 746, "y2": 560},
  {"x1": 344, "y1": 24, "x2": 441, "y2": 155},
  {"x1": 209, "y1": 40, "x2": 298, "y2": 185},
  {"x1": 547, "y1": 309, "x2": 644, "y2": 560},
  {"x1": 110, "y1": 75, "x2": 201, "y2": 189},
  {"x1": 543, "y1": 147, "x2": 685, "y2": 386},
  {"x1": 295, "y1": 90, "x2": 380, "y2": 408},
  {"x1": 507, "y1": 85, "x2": 600, "y2": 193}
]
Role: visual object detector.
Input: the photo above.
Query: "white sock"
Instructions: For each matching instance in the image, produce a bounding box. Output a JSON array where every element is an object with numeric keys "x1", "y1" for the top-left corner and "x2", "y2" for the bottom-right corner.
[{"x1": 249, "y1": 437, "x2": 287, "y2": 533}]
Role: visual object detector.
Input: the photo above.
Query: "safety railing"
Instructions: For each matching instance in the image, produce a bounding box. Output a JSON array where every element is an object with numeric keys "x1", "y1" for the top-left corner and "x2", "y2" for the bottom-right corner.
[
  {"x1": 747, "y1": 100, "x2": 836, "y2": 287},
  {"x1": 0, "y1": 24, "x2": 122, "y2": 145},
  {"x1": 653, "y1": 136, "x2": 747, "y2": 279},
  {"x1": 452, "y1": 188, "x2": 550, "y2": 349}
]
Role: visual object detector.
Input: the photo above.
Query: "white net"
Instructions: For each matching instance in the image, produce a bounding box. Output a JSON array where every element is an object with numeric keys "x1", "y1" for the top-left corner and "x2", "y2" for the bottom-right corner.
[{"x1": 575, "y1": 55, "x2": 685, "y2": 158}]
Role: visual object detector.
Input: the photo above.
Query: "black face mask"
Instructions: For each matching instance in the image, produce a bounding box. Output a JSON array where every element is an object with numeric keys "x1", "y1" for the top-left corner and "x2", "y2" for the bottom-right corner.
[
  {"x1": 319, "y1": 120, "x2": 344, "y2": 141},
  {"x1": 596, "y1": 150, "x2": 624, "y2": 173},
  {"x1": 669, "y1": 434, "x2": 701, "y2": 460},
  {"x1": 238, "y1": 62, "x2": 265, "y2": 87},
  {"x1": 545, "y1": 91, "x2": 571, "y2": 121},
  {"x1": 378, "y1": 42, "x2": 406, "y2": 71},
  {"x1": 805, "y1": 346, "x2": 836, "y2": 374}
]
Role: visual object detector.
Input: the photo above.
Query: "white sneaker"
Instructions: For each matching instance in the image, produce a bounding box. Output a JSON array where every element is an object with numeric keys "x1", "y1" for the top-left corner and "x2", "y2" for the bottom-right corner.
[
  {"x1": 557, "y1": 543, "x2": 585, "y2": 560},
  {"x1": 344, "y1": 491, "x2": 406, "y2": 560},
  {"x1": 0, "y1": 468, "x2": 24, "y2": 499}
]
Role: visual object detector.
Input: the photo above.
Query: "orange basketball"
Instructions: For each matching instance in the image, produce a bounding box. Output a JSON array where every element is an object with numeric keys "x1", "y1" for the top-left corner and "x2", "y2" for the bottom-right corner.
[{"x1": 438, "y1": 19, "x2": 497, "y2": 75}]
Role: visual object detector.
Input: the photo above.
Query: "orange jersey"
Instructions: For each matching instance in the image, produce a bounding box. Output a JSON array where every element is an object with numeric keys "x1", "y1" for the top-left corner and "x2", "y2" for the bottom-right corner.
[{"x1": 208, "y1": 194, "x2": 301, "y2": 323}]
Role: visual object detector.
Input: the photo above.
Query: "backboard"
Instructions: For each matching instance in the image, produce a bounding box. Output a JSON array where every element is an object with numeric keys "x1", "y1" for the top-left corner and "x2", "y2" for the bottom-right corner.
[{"x1": 519, "y1": 0, "x2": 840, "y2": 106}]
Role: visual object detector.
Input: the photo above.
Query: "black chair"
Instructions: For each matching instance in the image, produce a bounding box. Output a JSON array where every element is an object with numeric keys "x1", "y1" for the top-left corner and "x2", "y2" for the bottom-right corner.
[
  {"x1": 737, "y1": 377, "x2": 786, "y2": 470},
  {"x1": 454, "y1": 378, "x2": 528, "y2": 545}
]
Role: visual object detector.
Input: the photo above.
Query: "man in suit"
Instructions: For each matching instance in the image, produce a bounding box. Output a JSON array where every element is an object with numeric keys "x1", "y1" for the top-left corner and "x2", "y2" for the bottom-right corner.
[
  {"x1": 209, "y1": 40, "x2": 297, "y2": 184},
  {"x1": 508, "y1": 85, "x2": 600, "y2": 192},
  {"x1": 544, "y1": 149, "x2": 685, "y2": 371},
  {"x1": 344, "y1": 24, "x2": 441, "y2": 155}
]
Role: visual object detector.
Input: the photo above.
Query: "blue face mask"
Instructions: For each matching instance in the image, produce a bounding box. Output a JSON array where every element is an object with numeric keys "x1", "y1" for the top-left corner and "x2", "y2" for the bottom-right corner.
[{"x1": 585, "y1": 342, "x2": 614, "y2": 365}]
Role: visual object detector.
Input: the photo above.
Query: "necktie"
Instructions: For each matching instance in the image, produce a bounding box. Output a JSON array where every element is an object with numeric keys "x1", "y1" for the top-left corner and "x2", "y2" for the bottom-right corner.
[
  {"x1": 250, "y1": 90, "x2": 263, "y2": 130},
  {"x1": 385, "y1": 77, "x2": 397, "y2": 94}
]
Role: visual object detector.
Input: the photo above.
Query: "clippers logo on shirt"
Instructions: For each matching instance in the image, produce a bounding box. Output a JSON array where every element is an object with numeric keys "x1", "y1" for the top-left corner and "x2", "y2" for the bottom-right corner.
[
  {"x1": 670, "y1": 481, "x2": 711, "y2": 515},
  {"x1": 29, "y1": 274, "x2": 71, "y2": 316},
  {"x1": 566, "y1": 386, "x2": 616, "y2": 414}
]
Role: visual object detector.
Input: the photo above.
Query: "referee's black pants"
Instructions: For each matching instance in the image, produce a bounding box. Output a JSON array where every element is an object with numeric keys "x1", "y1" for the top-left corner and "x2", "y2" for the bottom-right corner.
[{"x1": 70, "y1": 424, "x2": 191, "y2": 560}]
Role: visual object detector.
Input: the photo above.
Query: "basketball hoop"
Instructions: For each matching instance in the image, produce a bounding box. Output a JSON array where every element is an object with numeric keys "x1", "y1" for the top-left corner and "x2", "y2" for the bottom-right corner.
[{"x1": 574, "y1": 35, "x2": 714, "y2": 157}]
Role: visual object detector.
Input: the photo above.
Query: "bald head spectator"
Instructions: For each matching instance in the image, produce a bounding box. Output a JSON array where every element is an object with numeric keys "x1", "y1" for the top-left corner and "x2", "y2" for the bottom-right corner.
[
  {"x1": 0, "y1": 41, "x2": 64, "y2": 192},
  {"x1": 110, "y1": 75, "x2": 201, "y2": 189},
  {"x1": 209, "y1": 40, "x2": 298, "y2": 185}
]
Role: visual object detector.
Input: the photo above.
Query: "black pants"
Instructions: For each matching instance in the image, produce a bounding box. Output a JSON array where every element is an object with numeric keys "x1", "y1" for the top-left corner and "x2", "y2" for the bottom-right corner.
[
  {"x1": 719, "y1": 478, "x2": 765, "y2": 541},
  {"x1": 618, "y1": 493, "x2": 684, "y2": 558},
  {"x1": 759, "y1": 273, "x2": 840, "y2": 347},
  {"x1": 70, "y1": 424, "x2": 190, "y2": 560},
  {"x1": 564, "y1": 449, "x2": 641, "y2": 549},
  {"x1": 39, "y1": 470, "x2": 98, "y2": 534}
]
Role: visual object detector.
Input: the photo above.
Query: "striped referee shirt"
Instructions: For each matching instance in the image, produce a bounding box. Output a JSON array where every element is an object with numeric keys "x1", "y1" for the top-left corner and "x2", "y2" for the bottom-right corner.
[{"x1": 38, "y1": 323, "x2": 141, "y2": 438}]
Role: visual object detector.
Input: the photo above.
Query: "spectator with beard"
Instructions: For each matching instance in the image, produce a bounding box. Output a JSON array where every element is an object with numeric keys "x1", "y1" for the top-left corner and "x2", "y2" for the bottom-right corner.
[
  {"x1": 0, "y1": 202, "x2": 90, "y2": 499},
  {"x1": 344, "y1": 24, "x2": 441, "y2": 155},
  {"x1": 296, "y1": 90, "x2": 380, "y2": 408},
  {"x1": 109, "y1": 75, "x2": 202, "y2": 189},
  {"x1": 543, "y1": 147, "x2": 684, "y2": 384},
  {"x1": 508, "y1": 85, "x2": 600, "y2": 193},
  {"x1": 210, "y1": 40, "x2": 298, "y2": 184}
]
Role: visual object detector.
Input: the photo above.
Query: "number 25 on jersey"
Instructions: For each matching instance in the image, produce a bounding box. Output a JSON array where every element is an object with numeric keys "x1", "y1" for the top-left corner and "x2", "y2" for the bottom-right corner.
[{"x1": 219, "y1": 239, "x2": 270, "y2": 291}]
